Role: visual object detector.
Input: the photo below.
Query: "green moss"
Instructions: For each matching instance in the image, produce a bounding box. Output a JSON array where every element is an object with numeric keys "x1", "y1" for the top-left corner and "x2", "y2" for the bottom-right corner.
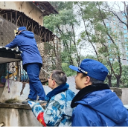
[{"x1": 5, "y1": 98, "x2": 20, "y2": 103}]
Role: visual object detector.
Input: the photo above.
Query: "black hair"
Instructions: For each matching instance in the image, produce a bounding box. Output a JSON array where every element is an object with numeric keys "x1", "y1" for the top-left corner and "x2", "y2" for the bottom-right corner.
[
  {"x1": 51, "y1": 70, "x2": 67, "y2": 86},
  {"x1": 80, "y1": 73, "x2": 104, "y2": 84}
]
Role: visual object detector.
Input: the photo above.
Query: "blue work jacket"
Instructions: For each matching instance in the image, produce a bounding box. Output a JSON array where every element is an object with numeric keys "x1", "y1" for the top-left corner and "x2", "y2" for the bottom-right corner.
[
  {"x1": 72, "y1": 89, "x2": 128, "y2": 126},
  {"x1": 5, "y1": 31, "x2": 42, "y2": 67}
]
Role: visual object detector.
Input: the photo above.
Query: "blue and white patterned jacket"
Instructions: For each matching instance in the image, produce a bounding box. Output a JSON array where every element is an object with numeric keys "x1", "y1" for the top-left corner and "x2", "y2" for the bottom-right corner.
[{"x1": 28, "y1": 83, "x2": 75, "y2": 126}]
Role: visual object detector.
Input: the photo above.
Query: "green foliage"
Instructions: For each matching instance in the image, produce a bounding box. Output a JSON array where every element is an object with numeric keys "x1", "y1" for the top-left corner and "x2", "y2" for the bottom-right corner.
[
  {"x1": 62, "y1": 63, "x2": 76, "y2": 76},
  {"x1": 120, "y1": 65, "x2": 128, "y2": 87},
  {"x1": 43, "y1": 1, "x2": 128, "y2": 87},
  {"x1": 44, "y1": 1, "x2": 81, "y2": 67},
  {"x1": 61, "y1": 51, "x2": 69, "y2": 63}
]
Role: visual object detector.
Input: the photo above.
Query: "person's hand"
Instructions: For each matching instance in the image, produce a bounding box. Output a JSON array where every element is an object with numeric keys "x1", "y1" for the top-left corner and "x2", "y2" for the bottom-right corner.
[
  {"x1": 28, "y1": 101, "x2": 44, "y2": 117},
  {"x1": 28, "y1": 101, "x2": 36, "y2": 108}
]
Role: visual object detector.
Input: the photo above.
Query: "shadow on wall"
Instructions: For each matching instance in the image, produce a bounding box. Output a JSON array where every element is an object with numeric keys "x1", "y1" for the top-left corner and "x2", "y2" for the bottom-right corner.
[{"x1": 0, "y1": 87, "x2": 4, "y2": 99}]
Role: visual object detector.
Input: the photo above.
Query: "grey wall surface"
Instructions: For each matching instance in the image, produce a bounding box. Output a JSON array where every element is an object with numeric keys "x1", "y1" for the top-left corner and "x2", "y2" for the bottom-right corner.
[
  {"x1": 0, "y1": 107, "x2": 42, "y2": 126},
  {"x1": 121, "y1": 88, "x2": 128, "y2": 105},
  {"x1": 0, "y1": 87, "x2": 4, "y2": 98}
]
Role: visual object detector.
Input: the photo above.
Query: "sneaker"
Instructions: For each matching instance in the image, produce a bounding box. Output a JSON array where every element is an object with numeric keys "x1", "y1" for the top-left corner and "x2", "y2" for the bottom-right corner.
[
  {"x1": 22, "y1": 98, "x2": 36, "y2": 104},
  {"x1": 37, "y1": 100, "x2": 47, "y2": 104}
]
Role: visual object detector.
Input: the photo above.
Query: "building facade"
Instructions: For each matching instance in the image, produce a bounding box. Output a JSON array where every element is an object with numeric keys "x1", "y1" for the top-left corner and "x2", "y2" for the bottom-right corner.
[
  {"x1": 0, "y1": 1, "x2": 58, "y2": 84},
  {"x1": 105, "y1": 11, "x2": 128, "y2": 65}
]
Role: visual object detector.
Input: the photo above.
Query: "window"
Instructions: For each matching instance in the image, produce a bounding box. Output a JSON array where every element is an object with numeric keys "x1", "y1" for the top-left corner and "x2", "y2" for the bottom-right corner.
[
  {"x1": 108, "y1": 40, "x2": 111, "y2": 43},
  {"x1": 123, "y1": 26, "x2": 127, "y2": 29},
  {"x1": 126, "y1": 52, "x2": 128, "y2": 55},
  {"x1": 107, "y1": 36, "x2": 110, "y2": 39},
  {"x1": 124, "y1": 34, "x2": 128, "y2": 38},
  {"x1": 125, "y1": 39, "x2": 128, "y2": 42},
  {"x1": 122, "y1": 12, "x2": 126, "y2": 16},
  {"x1": 124, "y1": 30, "x2": 127, "y2": 33},
  {"x1": 123, "y1": 17, "x2": 126, "y2": 21},
  {"x1": 125, "y1": 46, "x2": 128, "y2": 51},
  {"x1": 106, "y1": 23, "x2": 109, "y2": 27}
]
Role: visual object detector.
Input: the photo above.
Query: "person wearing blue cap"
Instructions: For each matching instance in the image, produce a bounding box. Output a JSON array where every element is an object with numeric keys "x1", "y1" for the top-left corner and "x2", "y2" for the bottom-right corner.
[
  {"x1": 5, "y1": 26, "x2": 46, "y2": 104},
  {"x1": 69, "y1": 59, "x2": 128, "y2": 126}
]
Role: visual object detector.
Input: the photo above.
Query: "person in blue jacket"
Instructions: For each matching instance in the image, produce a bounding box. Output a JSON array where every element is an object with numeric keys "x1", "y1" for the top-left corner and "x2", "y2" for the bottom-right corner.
[
  {"x1": 5, "y1": 26, "x2": 46, "y2": 104},
  {"x1": 69, "y1": 59, "x2": 128, "y2": 126}
]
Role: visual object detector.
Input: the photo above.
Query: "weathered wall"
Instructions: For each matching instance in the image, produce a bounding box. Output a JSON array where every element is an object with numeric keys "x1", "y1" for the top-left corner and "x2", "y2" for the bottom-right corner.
[
  {"x1": 0, "y1": 1, "x2": 43, "y2": 25},
  {"x1": 121, "y1": 88, "x2": 128, "y2": 105},
  {"x1": 0, "y1": 77, "x2": 128, "y2": 104},
  {"x1": 107, "y1": 87, "x2": 128, "y2": 105},
  {"x1": 110, "y1": 87, "x2": 122, "y2": 100},
  {"x1": 0, "y1": 87, "x2": 4, "y2": 98},
  {"x1": 0, "y1": 80, "x2": 29, "y2": 103},
  {"x1": 0, "y1": 107, "x2": 42, "y2": 126},
  {"x1": 37, "y1": 43, "x2": 44, "y2": 57}
]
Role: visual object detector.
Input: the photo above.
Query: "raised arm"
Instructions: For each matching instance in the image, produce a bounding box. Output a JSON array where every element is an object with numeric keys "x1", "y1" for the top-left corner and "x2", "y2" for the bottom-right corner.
[{"x1": 5, "y1": 36, "x2": 19, "y2": 48}]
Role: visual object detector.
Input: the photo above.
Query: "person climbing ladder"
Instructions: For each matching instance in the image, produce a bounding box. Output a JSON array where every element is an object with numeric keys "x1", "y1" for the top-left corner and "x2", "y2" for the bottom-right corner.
[{"x1": 5, "y1": 26, "x2": 46, "y2": 104}]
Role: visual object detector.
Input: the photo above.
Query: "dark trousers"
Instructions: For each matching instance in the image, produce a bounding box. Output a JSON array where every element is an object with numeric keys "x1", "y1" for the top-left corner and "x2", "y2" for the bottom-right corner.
[{"x1": 24, "y1": 63, "x2": 46, "y2": 100}]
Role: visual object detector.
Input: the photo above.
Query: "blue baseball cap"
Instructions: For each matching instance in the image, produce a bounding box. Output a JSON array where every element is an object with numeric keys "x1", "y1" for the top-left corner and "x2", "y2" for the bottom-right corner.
[
  {"x1": 69, "y1": 59, "x2": 108, "y2": 81},
  {"x1": 18, "y1": 26, "x2": 27, "y2": 31},
  {"x1": 16, "y1": 26, "x2": 27, "y2": 34}
]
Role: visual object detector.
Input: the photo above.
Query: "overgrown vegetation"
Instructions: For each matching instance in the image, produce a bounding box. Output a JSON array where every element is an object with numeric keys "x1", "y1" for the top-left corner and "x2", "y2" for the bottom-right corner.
[{"x1": 43, "y1": 1, "x2": 128, "y2": 87}]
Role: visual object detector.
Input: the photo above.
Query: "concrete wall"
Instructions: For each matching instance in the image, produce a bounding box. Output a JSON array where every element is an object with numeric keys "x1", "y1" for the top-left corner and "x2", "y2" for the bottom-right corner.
[
  {"x1": 121, "y1": 88, "x2": 128, "y2": 105},
  {"x1": 0, "y1": 80, "x2": 29, "y2": 103},
  {"x1": 0, "y1": 87, "x2": 4, "y2": 98},
  {"x1": 0, "y1": 78, "x2": 128, "y2": 104},
  {"x1": 0, "y1": 107, "x2": 42, "y2": 126},
  {"x1": 109, "y1": 87, "x2": 128, "y2": 105},
  {"x1": 0, "y1": 1, "x2": 43, "y2": 25}
]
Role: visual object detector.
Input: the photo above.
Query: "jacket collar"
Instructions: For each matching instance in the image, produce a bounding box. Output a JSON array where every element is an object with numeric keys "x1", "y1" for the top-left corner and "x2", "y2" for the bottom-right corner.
[
  {"x1": 45, "y1": 83, "x2": 69, "y2": 101},
  {"x1": 71, "y1": 83, "x2": 110, "y2": 108}
]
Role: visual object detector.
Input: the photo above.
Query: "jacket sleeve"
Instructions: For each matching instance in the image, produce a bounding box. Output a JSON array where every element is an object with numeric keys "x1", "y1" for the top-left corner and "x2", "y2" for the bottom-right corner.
[
  {"x1": 43, "y1": 100, "x2": 64, "y2": 126},
  {"x1": 5, "y1": 36, "x2": 19, "y2": 48},
  {"x1": 28, "y1": 100, "x2": 64, "y2": 126}
]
